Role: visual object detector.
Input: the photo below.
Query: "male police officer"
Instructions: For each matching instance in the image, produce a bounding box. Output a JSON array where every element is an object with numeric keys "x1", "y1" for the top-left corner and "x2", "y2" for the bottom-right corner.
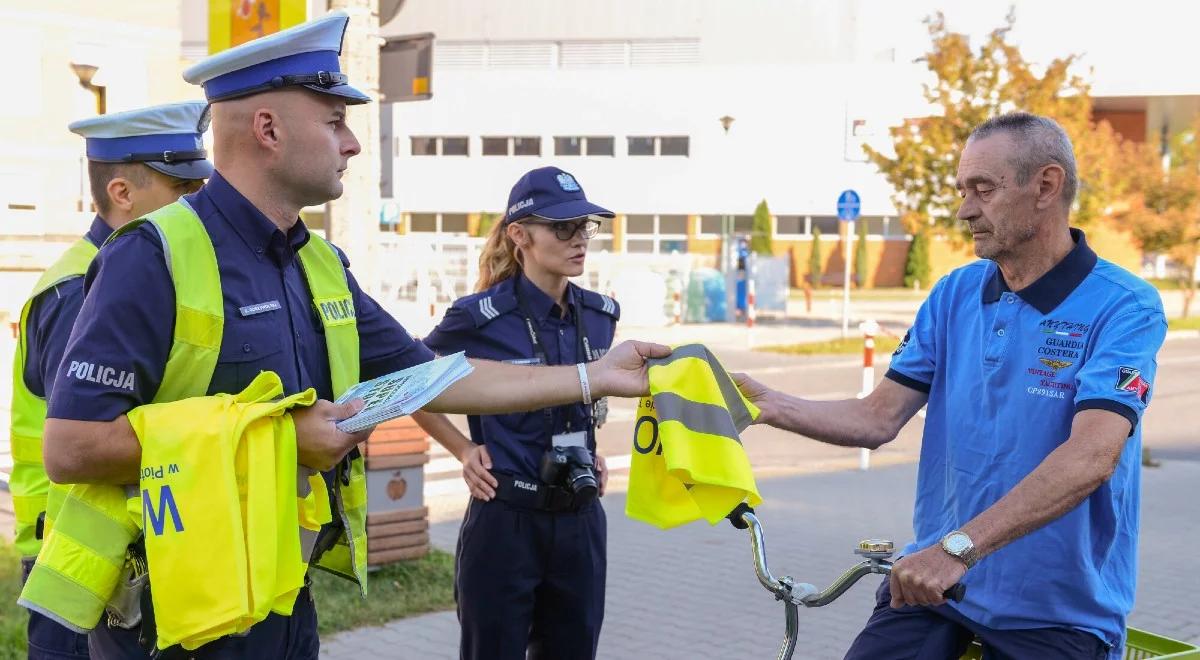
[
  {"x1": 40, "y1": 11, "x2": 666, "y2": 659},
  {"x1": 9, "y1": 102, "x2": 211, "y2": 660},
  {"x1": 735, "y1": 113, "x2": 1166, "y2": 659}
]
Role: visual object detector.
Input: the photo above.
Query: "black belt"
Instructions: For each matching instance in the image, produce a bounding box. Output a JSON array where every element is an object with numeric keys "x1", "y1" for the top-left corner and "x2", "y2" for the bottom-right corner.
[{"x1": 492, "y1": 472, "x2": 585, "y2": 513}]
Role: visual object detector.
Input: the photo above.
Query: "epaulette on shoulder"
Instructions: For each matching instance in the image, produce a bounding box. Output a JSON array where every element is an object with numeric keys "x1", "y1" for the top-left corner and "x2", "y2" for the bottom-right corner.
[
  {"x1": 456, "y1": 289, "x2": 518, "y2": 328},
  {"x1": 579, "y1": 289, "x2": 620, "y2": 320}
]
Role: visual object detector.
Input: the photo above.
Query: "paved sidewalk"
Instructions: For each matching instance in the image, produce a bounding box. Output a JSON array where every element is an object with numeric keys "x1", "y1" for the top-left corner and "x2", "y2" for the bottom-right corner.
[{"x1": 321, "y1": 460, "x2": 1200, "y2": 659}]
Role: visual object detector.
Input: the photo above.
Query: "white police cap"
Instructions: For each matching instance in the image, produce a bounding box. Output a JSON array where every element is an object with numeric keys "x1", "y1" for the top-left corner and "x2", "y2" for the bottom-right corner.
[
  {"x1": 67, "y1": 101, "x2": 214, "y2": 180},
  {"x1": 182, "y1": 10, "x2": 369, "y2": 105}
]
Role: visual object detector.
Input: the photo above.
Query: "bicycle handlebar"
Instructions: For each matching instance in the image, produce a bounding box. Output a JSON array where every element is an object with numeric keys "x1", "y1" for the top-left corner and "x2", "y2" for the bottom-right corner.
[{"x1": 726, "y1": 503, "x2": 966, "y2": 607}]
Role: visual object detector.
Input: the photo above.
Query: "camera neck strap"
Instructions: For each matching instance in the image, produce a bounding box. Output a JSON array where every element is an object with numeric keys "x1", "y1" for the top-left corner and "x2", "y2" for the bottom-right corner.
[{"x1": 512, "y1": 277, "x2": 595, "y2": 449}]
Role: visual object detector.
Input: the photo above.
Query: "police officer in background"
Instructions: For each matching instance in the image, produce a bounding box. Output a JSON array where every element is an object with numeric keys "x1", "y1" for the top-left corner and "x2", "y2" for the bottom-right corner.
[
  {"x1": 40, "y1": 13, "x2": 665, "y2": 659},
  {"x1": 415, "y1": 166, "x2": 619, "y2": 660},
  {"x1": 9, "y1": 102, "x2": 211, "y2": 660}
]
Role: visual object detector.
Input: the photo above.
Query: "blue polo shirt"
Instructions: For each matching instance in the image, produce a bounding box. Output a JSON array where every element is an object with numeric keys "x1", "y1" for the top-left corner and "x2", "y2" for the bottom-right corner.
[
  {"x1": 886, "y1": 229, "x2": 1166, "y2": 653},
  {"x1": 48, "y1": 171, "x2": 433, "y2": 421},
  {"x1": 22, "y1": 216, "x2": 113, "y2": 399},
  {"x1": 422, "y1": 275, "x2": 619, "y2": 480}
]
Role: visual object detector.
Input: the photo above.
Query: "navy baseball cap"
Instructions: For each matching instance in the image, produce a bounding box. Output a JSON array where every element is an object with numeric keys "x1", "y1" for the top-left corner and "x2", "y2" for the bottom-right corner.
[{"x1": 504, "y1": 167, "x2": 614, "y2": 223}]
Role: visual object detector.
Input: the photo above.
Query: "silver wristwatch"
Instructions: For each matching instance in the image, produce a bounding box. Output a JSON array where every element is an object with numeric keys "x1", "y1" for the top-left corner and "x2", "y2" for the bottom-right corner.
[{"x1": 940, "y1": 530, "x2": 978, "y2": 568}]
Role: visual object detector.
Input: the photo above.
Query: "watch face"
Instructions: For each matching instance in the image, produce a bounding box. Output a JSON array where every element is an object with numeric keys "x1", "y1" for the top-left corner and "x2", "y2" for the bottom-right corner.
[{"x1": 945, "y1": 533, "x2": 970, "y2": 554}]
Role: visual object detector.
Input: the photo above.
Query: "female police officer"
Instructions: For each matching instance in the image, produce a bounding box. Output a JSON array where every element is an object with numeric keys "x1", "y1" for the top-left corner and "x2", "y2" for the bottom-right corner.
[{"x1": 415, "y1": 166, "x2": 618, "y2": 660}]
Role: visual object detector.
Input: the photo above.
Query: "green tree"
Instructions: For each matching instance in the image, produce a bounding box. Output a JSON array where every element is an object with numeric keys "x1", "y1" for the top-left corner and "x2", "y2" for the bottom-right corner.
[
  {"x1": 904, "y1": 229, "x2": 931, "y2": 289},
  {"x1": 750, "y1": 199, "x2": 773, "y2": 255},
  {"x1": 854, "y1": 220, "x2": 870, "y2": 287},
  {"x1": 864, "y1": 10, "x2": 1137, "y2": 242},
  {"x1": 1122, "y1": 124, "x2": 1200, "y2": 317},
  {"x1": 809, "y1": 228, "x2": 823, "y2": 288},
  {"x1": 475, "y1": 212, "x2": 498, "y2": 238}
]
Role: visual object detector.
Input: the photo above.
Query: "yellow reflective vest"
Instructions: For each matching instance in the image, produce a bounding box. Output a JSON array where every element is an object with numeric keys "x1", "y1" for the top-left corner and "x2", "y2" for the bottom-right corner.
[
  {"x1": 9, "y1": 238, "x2": 99, "y2": 559},
  {"x1": 19, "y1": 199, "x2": 369, "y2": 636},
  {"x1": 626, "y1": 343, "x2": 762, "y2": 529}
]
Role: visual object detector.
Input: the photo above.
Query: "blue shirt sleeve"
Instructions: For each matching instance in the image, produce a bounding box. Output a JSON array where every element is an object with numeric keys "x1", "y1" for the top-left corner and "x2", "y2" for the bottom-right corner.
[
  {"x1": 1074, "y1": 307, "x2": 1167, "y2": 431},
  {"x1": 46, "y1": 231, "x2": 175, "y2": 421},
  {"x1": 345, "y1": 266, "x2": 434, "y2": 381},
  {"x1": 421, "y1": 306, "x2": 476, "y2": 357},
  {"x1": 22, "y1": 279, "x2": 86, "y2": 398},
  {"x1": 885, "y1": 279, "x2": 944, "y2": 393}
]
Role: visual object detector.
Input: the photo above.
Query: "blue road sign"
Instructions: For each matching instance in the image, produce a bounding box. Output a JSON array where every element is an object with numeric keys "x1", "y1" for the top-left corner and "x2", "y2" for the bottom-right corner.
[{"x1": 837, "y1": 189, "x2": 861, "y2": 221}]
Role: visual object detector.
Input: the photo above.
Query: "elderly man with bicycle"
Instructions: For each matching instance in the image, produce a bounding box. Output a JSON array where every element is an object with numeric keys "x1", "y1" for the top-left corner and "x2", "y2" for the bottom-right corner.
[{"x1": 735, "y1": 112, "x2": 1166, "y2": 659}]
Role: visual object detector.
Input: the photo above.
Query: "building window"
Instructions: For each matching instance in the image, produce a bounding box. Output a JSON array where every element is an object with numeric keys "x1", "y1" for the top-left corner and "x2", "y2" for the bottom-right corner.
[
  {"x1": 410, "y1": 136, "x2": 468, "y2": 156},
  {"x1": 441, "y1": 137, "x2": 469, "y2": 156},
  {"x1": 660, "y1": 136, "x2": 689, "y2": 156},
  {"x1": 481, "y1": 137, "x2": 508, "y2": 156},
  {"x1": 627, "y1": 136, "x2": 689, "y2": 157},
  {"x1": 408, "y1": 212, "x2": 470, "y2": 234},
  {"x1": 811, "y1": 216, "x2": 841, "y2": 236},
  {"x1": 555, "y1": 136, "x2": 582, "y2": 156},
  {"x1": 555, "y1": 136, "x2": 615, "y2": 157},
  {"x1": 586, "y1": 136, "x2": 614, "y2": 156},
  {"x1": 627, "y1": 136, "x2": 656, "y2": 156},
  {"x1": 513, "y1": 136, "x2": 541, "y2": 156},
  {"x1": 775, "y1": 215, "x2": 807, "y2": 236},
  {"x1": 590, "y1": 216, "x2": 615, "y2": 252},
  {"x1": 482, "y1": 136, "x2": 542, "y2": 156},
  {"x1": 411, "y1": 137, "x2": 437, "y2": 156},
  {"x1": 624, "y1": 214, "x2": 688, "y2": 253}
]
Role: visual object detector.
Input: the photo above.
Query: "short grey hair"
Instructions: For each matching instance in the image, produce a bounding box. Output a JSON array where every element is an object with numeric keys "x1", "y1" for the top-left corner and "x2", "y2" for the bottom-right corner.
[{"x1": 968, "y1": 112, "x2": 1078, "y2": 208}]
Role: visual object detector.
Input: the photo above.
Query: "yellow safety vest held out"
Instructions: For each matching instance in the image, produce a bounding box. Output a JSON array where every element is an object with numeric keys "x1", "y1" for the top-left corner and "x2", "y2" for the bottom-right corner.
[
  {"x1": 626, "y1": 343, "x2": 762, "y2": 529},
  {"x1": 19, "y1": 199, "x2": 370, "y2": 632},
  {"x1": 9, "y1": 238, "x2": 99, "y2": 559}
]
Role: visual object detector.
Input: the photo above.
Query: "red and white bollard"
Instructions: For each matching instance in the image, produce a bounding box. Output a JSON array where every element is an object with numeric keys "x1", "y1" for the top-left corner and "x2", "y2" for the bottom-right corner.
[
  {"x1": 672, "y1": 289, "x2": 682, "y2": 326},
  {"x1": 857, "y1": 319, "x2": 880, "y2": 471}
]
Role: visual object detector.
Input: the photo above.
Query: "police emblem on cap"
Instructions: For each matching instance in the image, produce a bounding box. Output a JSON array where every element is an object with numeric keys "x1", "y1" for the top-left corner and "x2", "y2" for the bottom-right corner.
[{"x1": 557, "y1": 173, "x2": 581, "y2": 192}]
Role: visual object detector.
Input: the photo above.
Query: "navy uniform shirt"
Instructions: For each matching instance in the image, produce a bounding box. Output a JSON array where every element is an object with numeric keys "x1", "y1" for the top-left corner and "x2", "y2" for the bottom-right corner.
[
  {"x1": 422, "y1": 274, "x2": 619, "y2": 480},
  {"x1": 885, "y1": 229, "x2": 1166, "y2": 653},
  {"x1": 48, "y1": 170, "x2": 434, "y2": 419},
  {"x1": 22, "y1": 216, "x2": 114, "y2": 399}
]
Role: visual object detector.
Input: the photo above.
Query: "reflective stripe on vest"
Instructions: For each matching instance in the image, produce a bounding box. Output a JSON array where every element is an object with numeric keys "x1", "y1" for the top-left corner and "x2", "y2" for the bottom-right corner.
[{"x1": 9, "y1": 238, "x2": 99, "y2": 558}]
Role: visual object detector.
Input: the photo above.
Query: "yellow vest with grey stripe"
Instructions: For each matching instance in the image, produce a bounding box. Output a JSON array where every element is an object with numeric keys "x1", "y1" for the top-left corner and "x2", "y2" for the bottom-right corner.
[
  {"x1": 8, "y1": 239, "x2": 99, "y2": 559},
  {"x1": 626, "y1": 343, "x2": 761, "y2": 529},
  {"x1": 18, "y1": 199, "x2": 370, "y2": 632}
]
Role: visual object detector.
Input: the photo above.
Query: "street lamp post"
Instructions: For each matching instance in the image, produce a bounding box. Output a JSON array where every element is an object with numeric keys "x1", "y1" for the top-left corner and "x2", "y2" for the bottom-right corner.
[{"x1": 69, "y1": 63, "x2": 105, "y2": 115}]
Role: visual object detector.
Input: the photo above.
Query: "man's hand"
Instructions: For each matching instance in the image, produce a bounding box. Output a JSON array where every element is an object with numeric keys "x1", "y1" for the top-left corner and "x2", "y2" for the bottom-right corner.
[
  {"x1": 889, "y1": 544, "x2": 967, "y2": 608},
  {"x1": 293, "y1": 399, "x2": 370, "y2": 472},
  {"x1": 588, "y1": 340, "x2": 672, "y2": 398},
  {"x1": 731, "y1": 372, "x2": 776, "y2": 425},
  {"x1": 596, "y1": 453, "x2": 608, "y2": 497},
  {"x1": 462, "y1": 444, "x2": 499, "y2": 501}
]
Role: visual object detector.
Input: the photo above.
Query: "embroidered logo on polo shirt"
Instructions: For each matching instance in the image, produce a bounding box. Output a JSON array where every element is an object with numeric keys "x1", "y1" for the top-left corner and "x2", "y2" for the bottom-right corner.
[
  {"x1": 1038, "y1": 358, "x2": 1073, "y2": 371},
  {"x1": 893, "y1": 330, "x2": 911, "y2": 356},
  {"x1": 1038, "y1": 319, "x2": 1090, "y2": 336},
  {"x1": 1116, "y1": 366, "x2": 1151, "y2": 402}
]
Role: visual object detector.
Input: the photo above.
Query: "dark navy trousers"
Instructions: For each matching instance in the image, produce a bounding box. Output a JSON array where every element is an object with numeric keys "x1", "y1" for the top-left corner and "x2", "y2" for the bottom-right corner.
[
  {"x1": 87, "y1": 586, "x2": 318, "y2": 659},
  {"x1": 844, "y1": 580, "x2": 1110, "y2": 660},
  {"x1": 455, "y1": 497, "x2": 607, "y2": 660}
]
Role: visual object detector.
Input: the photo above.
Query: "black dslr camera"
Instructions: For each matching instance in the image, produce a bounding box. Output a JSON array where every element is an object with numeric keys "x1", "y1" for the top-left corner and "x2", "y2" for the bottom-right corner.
[{"x1": 539, "y1": 445, "x2": 598, "y2": 503}]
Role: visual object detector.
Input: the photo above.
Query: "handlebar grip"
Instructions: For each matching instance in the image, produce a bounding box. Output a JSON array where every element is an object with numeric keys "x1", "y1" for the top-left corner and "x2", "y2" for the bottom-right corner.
[
  {"x1": 726, "y1": 502, "x2": 755, "y2": 529},
  {"x1": 944, "y1": 583, "x2": 966, "y2": 602}
]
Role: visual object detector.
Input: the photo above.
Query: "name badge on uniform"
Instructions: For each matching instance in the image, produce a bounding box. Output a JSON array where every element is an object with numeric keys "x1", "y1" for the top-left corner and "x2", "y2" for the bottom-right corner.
[
  {"x1": 551, "y1": 431, "x2": 587, "y2": 449},
  {"x1": 239, "y1": 300, "x2": 281, "y2": 317},
  {"x1": 593, "y1": 397, "x2": 609, "y2": 428}
]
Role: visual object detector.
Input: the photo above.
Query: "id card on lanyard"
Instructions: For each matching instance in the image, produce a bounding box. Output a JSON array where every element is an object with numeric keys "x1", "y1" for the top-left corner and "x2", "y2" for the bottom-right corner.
[{"x1": 513, "y1": 280, "x2": 604, "y2": 447}]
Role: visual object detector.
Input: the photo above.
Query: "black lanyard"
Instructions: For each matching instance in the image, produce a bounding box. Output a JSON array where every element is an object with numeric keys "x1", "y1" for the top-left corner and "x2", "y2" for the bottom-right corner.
[{"x1": 512, "y1": 278, "x2": 594, "y2": 447}]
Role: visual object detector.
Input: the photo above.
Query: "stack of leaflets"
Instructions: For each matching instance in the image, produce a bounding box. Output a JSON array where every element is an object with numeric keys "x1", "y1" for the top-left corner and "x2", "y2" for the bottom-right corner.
[{"x1": 335, "y1": 351, "x2": 474, "y2": 433}]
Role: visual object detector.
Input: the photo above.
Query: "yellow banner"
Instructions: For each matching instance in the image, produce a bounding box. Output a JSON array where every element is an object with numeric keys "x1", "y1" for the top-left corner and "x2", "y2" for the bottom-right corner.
[{"x1": 209, "y1": 0, "x2": 308, "y2": 54}]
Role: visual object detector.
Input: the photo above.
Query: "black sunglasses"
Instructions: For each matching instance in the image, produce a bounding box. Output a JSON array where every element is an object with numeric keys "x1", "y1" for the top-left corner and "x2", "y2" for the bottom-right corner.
[{"x1": 518, "y1": 218, "x2": 602, "y2": 241}]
